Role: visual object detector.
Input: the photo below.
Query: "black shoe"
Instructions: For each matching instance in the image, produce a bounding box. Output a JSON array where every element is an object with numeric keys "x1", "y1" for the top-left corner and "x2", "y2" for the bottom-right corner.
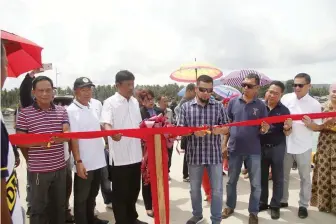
[
  {"x1": 248, "y1": 214, "x2": 258, "y2": 224},
  {"x1": 26, "y1": 207, "x2": 31, "y2": 217},
  {"x1": 134, "y1": 219, "x2": 148, "y2": 224},
  {"x1": 298, "y1": 207, "x2": 308, "y2": 219},
  {"x1": 270, "y1": 207, "x2": 280, "y2": 220},
  {"x1": 94, "y1": 218, "x2": 109, "y2": 224},
  {"x1": 280, "y1": 202, "x2": 288, "y2": 208},
  {"x1": 65, "y1": 211, "x2": 75, "y2": 223},
  {"x1": 186, "y1": 216, "x2": 203, "y2": 224},
  {"x1": 259, "y1": 203, "x2": 268, "y2": 212}
]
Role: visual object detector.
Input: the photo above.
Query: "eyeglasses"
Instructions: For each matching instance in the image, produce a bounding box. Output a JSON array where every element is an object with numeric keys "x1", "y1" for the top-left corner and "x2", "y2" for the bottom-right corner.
[
  {"x1": 198, "y1": 87, "x2": 213, "y2": 93},
  {"x1": 293, "y1": 83, "x2": 306, "y2": 88},
  {"x1": 241, "y1": 83, "x2": 256, "y2": 89}
]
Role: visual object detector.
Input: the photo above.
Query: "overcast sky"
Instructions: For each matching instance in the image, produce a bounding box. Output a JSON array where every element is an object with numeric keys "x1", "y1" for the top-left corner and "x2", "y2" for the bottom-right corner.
[{"x1": 1, "y1": 0, "x2": 336, "y2": 89}]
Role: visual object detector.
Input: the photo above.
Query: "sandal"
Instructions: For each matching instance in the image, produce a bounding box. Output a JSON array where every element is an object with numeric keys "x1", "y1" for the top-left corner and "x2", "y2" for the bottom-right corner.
[{"x1": 222, "y1": 208, "x2": 234, "y2": 219}]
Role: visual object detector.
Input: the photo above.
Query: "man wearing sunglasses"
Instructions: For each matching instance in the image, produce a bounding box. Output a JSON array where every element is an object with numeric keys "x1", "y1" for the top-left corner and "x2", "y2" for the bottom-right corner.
[
  {"x1": 280, "y1": 73, "x2": 324, "y2": 219},
  {"x1": 178, "y1": 75, "x2": 229, "y2": 224},
  {"x1": 222, "y1": 73, "x2": 269, "y2": 224}
]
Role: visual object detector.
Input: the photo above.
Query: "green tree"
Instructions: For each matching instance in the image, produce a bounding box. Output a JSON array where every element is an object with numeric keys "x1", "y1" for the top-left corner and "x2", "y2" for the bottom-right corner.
[
  {"x1": 285, "y1": 79, "x2": 294, "y2": 94},
  {"x1": 1, "y1": 83, "x2": 184, "y2": 108},
  {"x1": 258, "y1": 85, "x2": 270, "y2": 98},
  {"x1": 310, "y1": 87, "x2": 329, "y2": 97}
]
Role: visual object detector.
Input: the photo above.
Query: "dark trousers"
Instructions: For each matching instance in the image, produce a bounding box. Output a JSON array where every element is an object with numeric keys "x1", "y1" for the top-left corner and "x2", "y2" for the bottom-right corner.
[
  {"x1": 101, "y1": 149, "x2": 112, "y2": 204},
  {"x1": 181, "y1": 137, "x2": 189, "y2": 178},
  {"x1": 142, "y1": 182, "x2": 152, "y2": 210},
  {"x1": 109, "y1": 162, "x2": 141, "y2": 224},
  {"x1": 183, "y1": 153, "x2": 189, "y2": 178},
  {"x1": 30, "y1": 167, "x2": 66, "y2": 224},
  {"x1": 26, "y1": 170, "x2": 32, "y2": 208},
  {"x1": 260, "y1": 142, "x2": 286, "y2": 208},
  {"x1": 74, "y1": 168, "x2": 102, "y2": 224},
  {"x1": 66, "y1": 159, "x2": 72, "y2": 212},
  {"x1": 168, "y1": 147, "x2": 173, "y2": 173}
]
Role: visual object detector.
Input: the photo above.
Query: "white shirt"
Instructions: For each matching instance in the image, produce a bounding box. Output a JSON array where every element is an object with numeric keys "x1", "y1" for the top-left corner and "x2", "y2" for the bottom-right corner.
[
  {"x1": 90, "y1": 98, "x2": 103, "y2": 117},
  {"x1": 100, "y1": 92, "x2": 142, "y2": 166},
  {"x1": 281, "y1": 93, "x2": 322, "y2": 154},
  {"x1": 67, "y1": 99, "x2": 106, "y2": 172},
  {"x1": 63, "y1": 105, "x2": 70, "y2": 161}
]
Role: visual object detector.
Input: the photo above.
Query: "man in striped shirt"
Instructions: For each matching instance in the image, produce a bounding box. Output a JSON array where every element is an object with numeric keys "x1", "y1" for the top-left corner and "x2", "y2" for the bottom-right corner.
[
  {"x1": 16, "y1": 76, "x2": 72, "y2": 224},
  {"x1": 178, "y1": 75, "x2": 229, "y2": 224}
]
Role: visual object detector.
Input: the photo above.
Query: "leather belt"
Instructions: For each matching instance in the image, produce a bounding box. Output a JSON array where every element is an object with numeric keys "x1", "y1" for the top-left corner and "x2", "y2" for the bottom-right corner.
[{"x1": 262, "y1": 144, "x2": 279, "y2": 148}]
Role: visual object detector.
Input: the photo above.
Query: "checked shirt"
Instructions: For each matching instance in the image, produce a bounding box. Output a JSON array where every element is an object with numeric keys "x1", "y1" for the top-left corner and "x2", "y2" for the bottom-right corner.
[{"x1": 177, "y1": 98, "x2": 229, "y2": 165}]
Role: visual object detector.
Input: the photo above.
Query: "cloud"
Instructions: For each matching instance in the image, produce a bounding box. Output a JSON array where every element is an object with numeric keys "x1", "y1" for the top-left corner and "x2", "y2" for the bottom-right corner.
[{"x1": 1, "y1": 0, "x2": 336, "y2": 90}]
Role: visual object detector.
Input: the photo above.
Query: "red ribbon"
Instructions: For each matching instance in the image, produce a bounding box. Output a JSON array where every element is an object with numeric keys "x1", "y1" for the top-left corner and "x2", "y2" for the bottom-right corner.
[{"x1": 9, "y1": 112, "x2": 336, "y2": 145}]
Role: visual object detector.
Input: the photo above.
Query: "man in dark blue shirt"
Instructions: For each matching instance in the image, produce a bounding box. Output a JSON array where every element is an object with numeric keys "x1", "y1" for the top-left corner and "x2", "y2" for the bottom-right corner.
[
  {"x1": 222, "y1": 73, "x2": 270, "y2": 224},
  {"x1": 259, "y1": 81, "x2": 292, "y2": 219}
]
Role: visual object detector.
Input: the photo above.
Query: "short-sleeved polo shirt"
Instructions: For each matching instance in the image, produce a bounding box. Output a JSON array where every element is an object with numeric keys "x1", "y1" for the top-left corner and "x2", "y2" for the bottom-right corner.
[
  {"x1": 67, "y1": 99, "x2": 106, "y2": 172},
  {"x1": 260, "y1": 101, "x2": 290, "y2": 145},
  {"x1": 16, "y1": 102, "x2": 69, "y2": 172},
  {"x1": 227, "y1": 96, "x2": 268, "y2": 154}
]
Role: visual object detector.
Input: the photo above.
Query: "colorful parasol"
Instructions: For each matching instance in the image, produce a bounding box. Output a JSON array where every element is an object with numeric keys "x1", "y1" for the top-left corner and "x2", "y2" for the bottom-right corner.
[
  {"x1": 170, "y1": 60, "x2": 223, "y2": 83},
  {"x1": 220, "y1": 69, "x2": 272, "y2": 87},
  {"x1": 213, "y1": 85, "x2": 241, "y2": 98}
]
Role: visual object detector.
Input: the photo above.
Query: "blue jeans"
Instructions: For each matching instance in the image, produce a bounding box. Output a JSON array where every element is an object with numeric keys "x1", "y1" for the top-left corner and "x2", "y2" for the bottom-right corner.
[
  {"x1": 189, "y1": 164, "x2": 223, "y2": 224},
  {"x1": 226, "y1": 153, "x2": 261, "y2": 215}
]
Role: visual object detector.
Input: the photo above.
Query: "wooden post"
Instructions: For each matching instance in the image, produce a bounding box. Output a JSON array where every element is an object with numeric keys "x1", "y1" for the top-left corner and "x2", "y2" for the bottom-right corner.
[{"x1": 154, "y1": 134, "x2": 167, "y2": 224}]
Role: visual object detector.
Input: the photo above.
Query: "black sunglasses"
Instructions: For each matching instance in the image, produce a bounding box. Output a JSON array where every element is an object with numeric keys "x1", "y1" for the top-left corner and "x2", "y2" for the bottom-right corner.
[
  {"x1": 293, "y1": 83, "x2": 306, "y2": 88},
  {"x1": 198, "y1": 87, "x2": 213, "y2": 93},
  {"x1": 241, "y1": 83, "x2": 256, "y2": 89}
]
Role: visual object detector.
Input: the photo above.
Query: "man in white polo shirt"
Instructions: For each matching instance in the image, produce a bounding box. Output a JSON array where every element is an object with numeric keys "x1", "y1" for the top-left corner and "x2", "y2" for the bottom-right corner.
[
  {"x1": 101, "y1": 70, "x2": 147, "y2": 224},
  {"x1": 280, "y1": 73, "x2": 324, "y2": 219},
  {"x1": 67, "y1": 77, "x2": 108, "y2": 224}
]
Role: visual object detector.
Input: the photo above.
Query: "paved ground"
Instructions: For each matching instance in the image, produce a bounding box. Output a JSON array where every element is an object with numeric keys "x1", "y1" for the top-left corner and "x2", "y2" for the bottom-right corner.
[{"x1": 16, "y1": 150, "x2": 335, "y2": 224}]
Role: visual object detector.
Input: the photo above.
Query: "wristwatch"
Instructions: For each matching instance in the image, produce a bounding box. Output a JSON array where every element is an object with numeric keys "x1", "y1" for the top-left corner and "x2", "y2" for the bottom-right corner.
[{"x1": 74, "y1": 159, "x2": 82, "y2": 165}]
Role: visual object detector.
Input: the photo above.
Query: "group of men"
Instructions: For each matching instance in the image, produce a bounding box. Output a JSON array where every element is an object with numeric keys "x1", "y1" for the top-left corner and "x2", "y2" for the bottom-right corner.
[
  {"x1": 1, "y1": 37, "x2": 333, "y2": 224},
  {"x1": 175, "y1": 72, "x2": 330, "y2": 224}
]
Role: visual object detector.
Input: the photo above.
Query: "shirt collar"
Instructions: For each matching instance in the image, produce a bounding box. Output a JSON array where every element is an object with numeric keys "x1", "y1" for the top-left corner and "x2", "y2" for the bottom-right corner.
[
  {"x1": 73, "y1": 99, "x2": 90, "y2": 109},
  {"x1": 32, "y1": 100, "x2": 56, "y2": 111},
  {"x1": 265, "y1": 100, "x2": 283, "y2": 109},
  {"x1": 239, "y1": 95, "x2": 257, "y2": 103},
  {"x1": 115, "y1": 92, "x2": 133, "y2": 103},
  {"x1": 190, "y1": 97, "x2": 216, "y2": 105},
  {"x1": 296, "y1": 93, "x2": 310, "y2": 101}
]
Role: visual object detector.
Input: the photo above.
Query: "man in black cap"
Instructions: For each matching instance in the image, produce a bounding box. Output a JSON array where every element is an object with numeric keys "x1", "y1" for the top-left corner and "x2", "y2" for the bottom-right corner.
[{"x1": 67, "y1": 77, "x2": 108, "y2": 224}]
